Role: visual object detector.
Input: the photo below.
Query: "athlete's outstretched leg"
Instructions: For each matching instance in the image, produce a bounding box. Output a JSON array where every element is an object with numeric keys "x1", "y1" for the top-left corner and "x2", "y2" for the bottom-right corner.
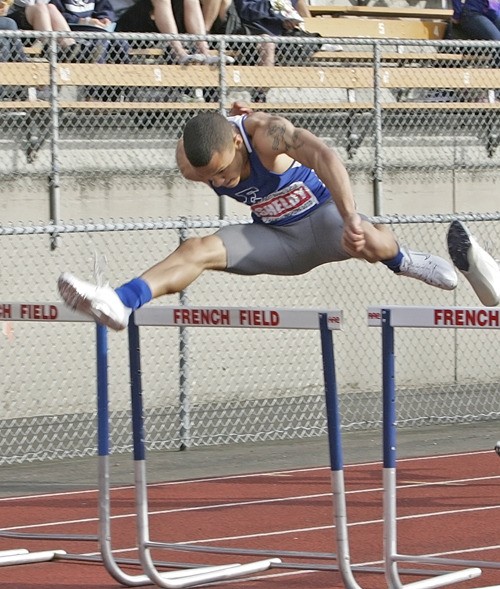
[{"x1": 58, "y1": 235, "x2": 227, "y2": 330}]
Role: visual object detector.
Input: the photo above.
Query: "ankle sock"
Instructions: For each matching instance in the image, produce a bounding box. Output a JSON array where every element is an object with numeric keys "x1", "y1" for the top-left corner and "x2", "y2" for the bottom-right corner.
[
  {"x1": 115, "y1": 277, "x2": 152, "y2": 310},
  {"x1": 382, "y1": 249, "x2": 404, "y2": 273}
]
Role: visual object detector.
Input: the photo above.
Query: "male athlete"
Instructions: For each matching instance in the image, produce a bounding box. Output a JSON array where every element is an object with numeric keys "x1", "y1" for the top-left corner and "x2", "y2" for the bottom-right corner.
[{"x1": 58, "y1": 109, "x2": 500, "y2": 330}]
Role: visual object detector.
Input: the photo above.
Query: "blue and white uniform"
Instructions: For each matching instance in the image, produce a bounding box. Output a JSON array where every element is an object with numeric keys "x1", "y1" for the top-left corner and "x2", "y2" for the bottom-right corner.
[
  {"x1": 212, "y1": 115, "x2": 331, "y2": 226},
  {"x1": 214, "y1": 115, "x2": 354, "y2": 276}
]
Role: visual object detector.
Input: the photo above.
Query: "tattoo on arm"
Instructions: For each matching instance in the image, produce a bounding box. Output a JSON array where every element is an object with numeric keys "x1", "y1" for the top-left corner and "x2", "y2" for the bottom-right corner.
[{"x1": 267, "y1": 119, "x2": 305, "y2": 152}]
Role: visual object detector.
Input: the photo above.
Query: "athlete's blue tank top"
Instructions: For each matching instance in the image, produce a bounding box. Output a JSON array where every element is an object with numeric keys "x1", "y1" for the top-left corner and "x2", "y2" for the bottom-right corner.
[{"x1": 211, "y1": 115, "x2": 332, "y2": 226}]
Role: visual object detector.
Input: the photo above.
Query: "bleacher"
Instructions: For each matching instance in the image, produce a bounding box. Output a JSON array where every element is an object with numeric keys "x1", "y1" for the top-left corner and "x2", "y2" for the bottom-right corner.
[{"x1": 1, "y1": 2, "x2": 499, "y2": 163}]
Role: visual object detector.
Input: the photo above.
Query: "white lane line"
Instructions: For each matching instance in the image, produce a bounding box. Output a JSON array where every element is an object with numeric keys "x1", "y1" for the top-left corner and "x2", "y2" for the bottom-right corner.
[
  {"x1": 0, "y1": 449, "x2": 494, "y2": 502},
  {"x1": 2, "y1": 473, "x2": 500, "y2": 533}
]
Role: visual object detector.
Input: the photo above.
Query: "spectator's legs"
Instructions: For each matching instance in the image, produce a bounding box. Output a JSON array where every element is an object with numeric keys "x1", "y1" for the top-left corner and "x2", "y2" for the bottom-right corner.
[
  {"x1": 259, "y1": 39, "x2": 275, "y2": 66},
  {"x1": 25, "y1": 4, "x2": 76, "y2": 48},
  {"x1": 458, "y1": 12, "x2": 500, "y2": 96},
  {"x1": 295, "y1": 0, "x2": 311, "y2": 18},
  {"x1": 0, "y1": 16, "x2": 18, "y2": 62},
  {"x1": 251, "y1": 36, "x2": 274, "y2": 103},
  {"x1": 201, "y1": 0, "x2": 230, "y2": 32},
  {"x1": 182, "y1": 0, "x2": 211, "y2": 56},
  {"x1": 150, "y1": 0, "x2": 192, "y2": 61},
  {"x1": 459, "y1": 12, "x2": 500, "y2": 40}
]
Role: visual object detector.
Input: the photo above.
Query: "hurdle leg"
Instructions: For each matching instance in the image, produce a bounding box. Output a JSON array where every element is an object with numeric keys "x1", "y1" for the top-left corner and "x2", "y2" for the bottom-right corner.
[
  {"x1": 96, "y1": 324, "x2": 161, "y2": 586},
  {"x1": 319, "y1": 313, "x2": 365, "y2": 589},
  {"x1": 381, "y1": 309, "x2": 482, "y2": 589}
]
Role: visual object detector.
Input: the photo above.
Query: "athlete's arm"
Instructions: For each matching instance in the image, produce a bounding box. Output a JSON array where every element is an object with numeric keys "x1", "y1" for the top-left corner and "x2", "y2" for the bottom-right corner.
[{"x1": 250, "y1": 114, "x2": 365, "y2": 254}]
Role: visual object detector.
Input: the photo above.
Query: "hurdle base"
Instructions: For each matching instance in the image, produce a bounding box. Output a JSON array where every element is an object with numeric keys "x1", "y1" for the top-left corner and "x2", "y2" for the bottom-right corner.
[
  {"x1": 0, "y1": 549, "x2": 67, "y2": 567},
  {"x1": 401, "y1": 567, "x2": 482, "y2": 589},
  {"x1": 147, "y1": 558, "x2": 281, "y2": 589}
]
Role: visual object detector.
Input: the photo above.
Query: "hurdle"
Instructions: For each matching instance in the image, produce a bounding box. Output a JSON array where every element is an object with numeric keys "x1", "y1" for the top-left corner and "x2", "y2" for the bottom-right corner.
[
  {"x1": 125, "y1": 305, "x2": 364, "y2": 588},
  {"x1": 368, "y1": 305, "x2": 500, "y2": 589},
  {"x1": 0, "y1": 303, "x2": 277, "y2": 587}
]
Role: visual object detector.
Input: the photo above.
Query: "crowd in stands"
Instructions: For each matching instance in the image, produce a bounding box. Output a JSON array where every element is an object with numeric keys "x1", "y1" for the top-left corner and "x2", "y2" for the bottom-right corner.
[
  {"x1": 1, "y1": 0, "x2": 499, "y2": 102},
  {"x1": 0, "y1": 0, "x2": 315, "y2": 64},
  {"x1": 0, "y1": 0, "x2": 323, "y2": 103}
]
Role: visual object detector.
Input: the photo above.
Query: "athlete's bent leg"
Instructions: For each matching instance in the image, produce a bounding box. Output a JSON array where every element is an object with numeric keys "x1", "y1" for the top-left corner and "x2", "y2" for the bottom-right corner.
[
  {"x1": 58, "y1": 235, "x2": 228, "y2": 331},
  {"x1": 359, "y1": 222, "x2": 458, "y2": 291}
]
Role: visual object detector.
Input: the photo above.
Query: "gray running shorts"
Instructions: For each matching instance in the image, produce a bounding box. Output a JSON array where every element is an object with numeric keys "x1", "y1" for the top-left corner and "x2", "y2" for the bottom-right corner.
[{"x1": 216, "y1": 201, "x2": 360, "y2": 276}]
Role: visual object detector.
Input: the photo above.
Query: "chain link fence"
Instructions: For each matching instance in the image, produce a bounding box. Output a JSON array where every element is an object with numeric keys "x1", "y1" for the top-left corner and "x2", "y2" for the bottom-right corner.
[
  {"x1": 0, "y1": 30, "x2": 499, "y2": 464},
  {"x1": 0, "y1": 215, "x2": 499, "y2": 465}
]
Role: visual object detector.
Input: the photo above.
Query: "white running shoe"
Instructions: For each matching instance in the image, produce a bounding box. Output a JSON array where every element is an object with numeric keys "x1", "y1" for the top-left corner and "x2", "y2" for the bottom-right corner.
[
  {"x1": 57, "y1": 272, "x2": 131, "y2": 331},
  {"x1": 495, "y1": 441, "x2": 500, "y2": 458},
  {"x1": 397, "y1": 248, "x2": 458, "y2": 290},
  {"x1": 447, "y1": 220, "x2": 500, "y2": 307}
]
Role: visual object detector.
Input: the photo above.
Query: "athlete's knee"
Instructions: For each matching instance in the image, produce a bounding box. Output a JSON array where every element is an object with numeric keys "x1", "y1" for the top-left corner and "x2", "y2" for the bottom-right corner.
[{"x1": 178, "y1": 235, "x2": 227, "y2": 269}]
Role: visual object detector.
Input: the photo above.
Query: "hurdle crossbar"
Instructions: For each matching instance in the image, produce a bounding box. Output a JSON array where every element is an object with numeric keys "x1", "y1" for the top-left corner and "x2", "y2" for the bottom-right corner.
[{"x1": 369, "y1": 305, "x2": 500, "y2": 589}]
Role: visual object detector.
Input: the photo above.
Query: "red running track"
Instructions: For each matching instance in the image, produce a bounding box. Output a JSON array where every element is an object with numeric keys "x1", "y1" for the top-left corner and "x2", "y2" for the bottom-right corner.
[{"x1": 1, "y1": 450, "x2": 499, "y2": 589}]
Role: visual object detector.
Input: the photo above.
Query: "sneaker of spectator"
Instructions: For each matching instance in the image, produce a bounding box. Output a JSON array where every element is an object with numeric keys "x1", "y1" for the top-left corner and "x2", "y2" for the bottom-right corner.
[{"x1": 320, "y1": 43, "x2": 343, "y2": 52}]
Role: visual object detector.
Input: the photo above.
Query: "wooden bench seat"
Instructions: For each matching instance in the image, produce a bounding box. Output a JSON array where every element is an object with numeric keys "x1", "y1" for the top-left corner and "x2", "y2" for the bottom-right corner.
[
  {"x1": 303, "y1": 16, "x2": 449, "y2": 40},
  {"x1": 311, "y1": 50, "x2": 466, "y2": 64},
  {"x1": 5, "y1": 62, "x2": 499, "y2": 89},
  {"x1": 1, "y1": 62, "x2": 499, "y2": 109},
  {"x1": 308, "y1": 5, "x2": 453, "y2": 20}
]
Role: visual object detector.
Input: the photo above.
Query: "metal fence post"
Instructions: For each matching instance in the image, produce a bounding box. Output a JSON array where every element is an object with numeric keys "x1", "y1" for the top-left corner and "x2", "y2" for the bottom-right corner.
[
  {"x1": 373, "y1": 41, "x2": 384, "y2": 216},
  {"x1": 48, "y1": 33, "x2": 61, "y2": 250},
  {"x1": 178, "y1": 220, "x2": 191, "y2": 450}
]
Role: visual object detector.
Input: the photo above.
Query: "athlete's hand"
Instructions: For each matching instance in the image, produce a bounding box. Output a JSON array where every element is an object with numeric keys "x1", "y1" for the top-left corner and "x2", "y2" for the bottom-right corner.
[
  {"x1": 228, "y1": 101, "x2": 253, "y2": 116},
  {"x1": 341, "y1": 213, "x2": 366, "y2": 256}
]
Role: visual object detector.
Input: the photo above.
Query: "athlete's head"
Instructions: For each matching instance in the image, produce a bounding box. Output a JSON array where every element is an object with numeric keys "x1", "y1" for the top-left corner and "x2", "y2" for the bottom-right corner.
[
  {"x1": 183, "y1": 112, "x2": 234, "y2": 167},
  {"x1": 178, "y1": 112, "x2": 246, "y2": 189}
]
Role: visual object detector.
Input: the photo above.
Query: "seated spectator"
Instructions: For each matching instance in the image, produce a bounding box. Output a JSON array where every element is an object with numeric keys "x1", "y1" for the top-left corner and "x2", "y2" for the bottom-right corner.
[
  {"x1": 1, "y1": 0, "x2": 27, "y2": 61},
  {"x1": 1, "y1": 1, "x2": 28, "y2": 100},
  {"x1": 232, "y1": 0, "x2": 319, "y2": 102},
  {"x1": 113, "y1": 0, "x2": 225, "y2": 64},
  {"x1": 8, "y1": 0, "x2": 81, "y2": 60},
  {"x1": 451, "y1": 0, "x2": 500, "y2": 40},
  {"x1": 49, "y1": 0, "x2": 114, "y2": 30},
  {"x1": 48, "y1": 0, "x2": 129, "y2": 63},
  {"x1": 449, "y1": 0, "x2": 499, "y2": 100}
]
